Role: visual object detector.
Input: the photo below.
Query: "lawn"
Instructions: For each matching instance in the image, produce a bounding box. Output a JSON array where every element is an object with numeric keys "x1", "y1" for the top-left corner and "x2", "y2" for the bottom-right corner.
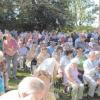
[
  {"x1": 9, "y1": 71, "x2": 100, "y2": 100},
  {"x1": 9, "y1": 70, "x2": 30, "y2": 89}
]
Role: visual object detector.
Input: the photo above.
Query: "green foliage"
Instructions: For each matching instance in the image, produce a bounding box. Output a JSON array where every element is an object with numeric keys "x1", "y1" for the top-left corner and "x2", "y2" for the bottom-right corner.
[
  {"x1": 74, "y1": 25, "x2": 95, "y2": 33},
  {"x1": 69, "y1": 0, "x2": 98, "y2": 26},
  {"x1": 0, "y1": 0, "x2": 99, "y2": 31}
]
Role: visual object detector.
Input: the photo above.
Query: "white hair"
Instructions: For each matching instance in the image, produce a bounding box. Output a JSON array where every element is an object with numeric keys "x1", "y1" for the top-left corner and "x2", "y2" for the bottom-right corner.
[
  {"x1": 88, "y1": 51, "x2": 95, "y2": 57},
  {"x1": 95, "y1": 51, "x2": 100, "y2": 55},
  {"x1": 18, "y1": 77, "x2": 45, "y2": 95},
  {"x1": 71, "y1": 58, "x2": 79, "y2": 64},
  {"x1": 90, "y1": 38, "x2": 94, "y2": 41}
]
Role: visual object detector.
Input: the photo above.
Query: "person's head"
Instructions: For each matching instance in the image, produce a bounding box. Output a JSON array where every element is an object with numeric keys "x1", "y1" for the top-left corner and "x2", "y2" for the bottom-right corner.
[
  {"x1": 40, "y1": 41, "x2": 47, "y2": 48},
  {"x1": 34, "y1": 70, "x2": 51, "y2": 88},
  {"x1": 76, "y1": 47, "x2": 83, "y2": 56},
  {"x1": 80, "y1": 34, "x2": 86, "y2": 42},
  {"x1": 6, "y1": 33, "x2": 12, "y2": 41},
  {"x1": 71, "y1": 58, "x2": 79, "y2": 68},
  {"x1": 50, "y1": 41, "x2": 56, "y2": 47},
  {"x1": 41, "y1": 47, "x2": 48, "y2": 54},
  {"x1": 55, "y1": 45, "x2": 63, "y2": 55},
  {"x1": 3, "y1": 36, "x2": 6, "y2": 41},
  {"x1": 18, "y1": 77, "x2": 46, "y2": 100},
  {"x1": 65, "y1": 49, "x2": 73, "y2": 57},
  {"x1": 88, "y1": 51, "x2": 96, "y2": 61},
  {"x1": 67, "y1": 37, "x2": 73, "y2": 46}
]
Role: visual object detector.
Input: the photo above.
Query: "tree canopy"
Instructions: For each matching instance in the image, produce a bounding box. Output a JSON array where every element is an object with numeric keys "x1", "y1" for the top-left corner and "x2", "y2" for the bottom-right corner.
[{"x1": 0, "y1": 0, "x2": 98, "y2": 32}]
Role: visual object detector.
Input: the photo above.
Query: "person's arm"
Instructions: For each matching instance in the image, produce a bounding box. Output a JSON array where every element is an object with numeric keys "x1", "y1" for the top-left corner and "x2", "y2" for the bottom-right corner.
[
  {"x1": 57, "y1": 67, "x2": 63, "y2": 78},
  {"x1": 60, "y1": 57, "x2": 65, "y2": 69},
  {"x1": 65, "y1": 67, "x2": 77, "y2": 84},
  {"x1": 83, "y1": 61, "x2": 96, "y2": 75},
  {"x1": 3, "y1": 41, "x2": 8, "y2": 54},
  {"x1": 37, "y1": 53, "x2": 42, "y2": 64}
]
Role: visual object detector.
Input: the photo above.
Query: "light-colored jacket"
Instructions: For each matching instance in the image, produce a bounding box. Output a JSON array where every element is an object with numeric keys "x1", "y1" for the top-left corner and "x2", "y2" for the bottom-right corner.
[{"x1": 83, "y1": 59, "x2": 96, "y2": 77}]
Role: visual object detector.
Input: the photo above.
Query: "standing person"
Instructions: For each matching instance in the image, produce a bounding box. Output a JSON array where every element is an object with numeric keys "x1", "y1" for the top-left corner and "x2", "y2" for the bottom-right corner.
[
  {"x1": 0, "y1": 51, "x2": 9, "y2": 95},
  {"x1": 3, "y1": 33, "x2": 18, "y2": 79}
]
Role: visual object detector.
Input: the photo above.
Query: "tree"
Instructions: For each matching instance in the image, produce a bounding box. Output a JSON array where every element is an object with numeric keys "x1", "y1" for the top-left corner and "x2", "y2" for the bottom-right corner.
[
  {"x1": 0, "y1": 0, "x2": 99, "y2": 32},
  {"x1": 69, "y1": 0, "x2": 98, "y2": 26}
]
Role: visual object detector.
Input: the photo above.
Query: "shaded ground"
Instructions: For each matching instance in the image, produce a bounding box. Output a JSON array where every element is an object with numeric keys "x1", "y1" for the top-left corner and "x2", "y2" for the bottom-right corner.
[{"x1": 9, "y1": 71, "x2": 100, "y2": 100}]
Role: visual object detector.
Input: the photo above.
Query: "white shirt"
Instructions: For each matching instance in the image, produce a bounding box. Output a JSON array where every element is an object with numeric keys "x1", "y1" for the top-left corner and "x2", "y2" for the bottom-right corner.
[
  {"x1": 0, "y1": 90, "x2": 19, "y2": 100},
  {"x1": 65, "y1": 64, "x2": 81, "y2": 84},
  {"x1": 83, "y1": 59, "x2": 96, "y2": 77},
  {"x1": 60, "y1": 55, "x2": 71, "y2": 68}
]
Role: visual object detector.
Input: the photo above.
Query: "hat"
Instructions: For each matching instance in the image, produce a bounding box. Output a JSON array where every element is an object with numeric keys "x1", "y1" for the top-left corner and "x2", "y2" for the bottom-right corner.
[{"x1": 0, "y1": 51, "x2": 4, "y2": 61}]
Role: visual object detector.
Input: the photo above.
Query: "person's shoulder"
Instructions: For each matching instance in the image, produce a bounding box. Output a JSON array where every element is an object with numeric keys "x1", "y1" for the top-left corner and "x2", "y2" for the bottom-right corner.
[
  {"x1": 75, "y1": 38, "x2": 79, "y2": 42},
  {"x1": 61, "y1": 55, "x2": 66, "y2": 59},
  {"x1": 47, "y1": 46, "x2": 51, "y2": 49},
  {"x1": 0, "y1": 90, "x2": 18, "y2": 100},
  {"x1": 83, "y1": 59, "x2": 89, "y2": 66},
  {"x1": 65, "y1": 63, "x2": 71, "y2": 70},
  {"x1": 84, "y1": 59, "x2": 88, "y2": 63}
]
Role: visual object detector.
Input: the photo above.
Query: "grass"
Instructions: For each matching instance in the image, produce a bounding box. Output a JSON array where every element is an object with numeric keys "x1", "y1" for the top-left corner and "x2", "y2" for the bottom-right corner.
[
  {"x1": 9, "y1": 70, "x2": 30, "y2": 89},
  {"x1": 9, "y1": 71, "x2": 100, "y2": 100}
]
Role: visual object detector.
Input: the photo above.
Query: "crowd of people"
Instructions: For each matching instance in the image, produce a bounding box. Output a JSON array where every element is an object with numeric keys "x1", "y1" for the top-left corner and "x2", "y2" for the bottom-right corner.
[{"x1": 0, "y1": 29, "x2": 100, "y2": 100}]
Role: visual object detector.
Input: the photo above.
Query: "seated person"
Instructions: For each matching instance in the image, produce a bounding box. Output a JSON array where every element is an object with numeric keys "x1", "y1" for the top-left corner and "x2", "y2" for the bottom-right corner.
[
  {"x1": 60, "y1": 49, "x2": 73, "y2": 90},
  {"x1": 37, "y1": 47, "x2": 50, "y2": 65},
  {"x1": 26, "y1": 44, "x2": 36, "y2": 64},
  {"x1": 65, "y1": 58, "x2": 84, "y2": 100},
  {"x1": 74, "y1": 47, "x2": 86, "y2": 81},
  {"x1": 83, "y1": 51, "x2": 100, "y2": 98},
  {"x1": 34, "y1": 70, "x2": 56, "y2": 100},
  {"x1": 35, "y1": 57, "x2": 62, "y2": 100},
  {"x1": 18, "y1": 43, "x2": 28, "y2": 69}
]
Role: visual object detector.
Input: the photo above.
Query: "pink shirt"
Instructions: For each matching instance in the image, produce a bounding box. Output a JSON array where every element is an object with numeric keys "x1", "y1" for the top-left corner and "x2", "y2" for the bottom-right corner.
[{"x1": 3, "y1": 38, "x2": 18, "y2": 56}]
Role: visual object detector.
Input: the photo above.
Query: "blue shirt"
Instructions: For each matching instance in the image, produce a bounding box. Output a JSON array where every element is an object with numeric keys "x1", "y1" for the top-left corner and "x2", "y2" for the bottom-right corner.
[
  {"x1": 47, "y1": 46, "x2": 55, "y2": 56},
  {"x1": 0, "y1": 72, "x2": 5, "y2": 93}
]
